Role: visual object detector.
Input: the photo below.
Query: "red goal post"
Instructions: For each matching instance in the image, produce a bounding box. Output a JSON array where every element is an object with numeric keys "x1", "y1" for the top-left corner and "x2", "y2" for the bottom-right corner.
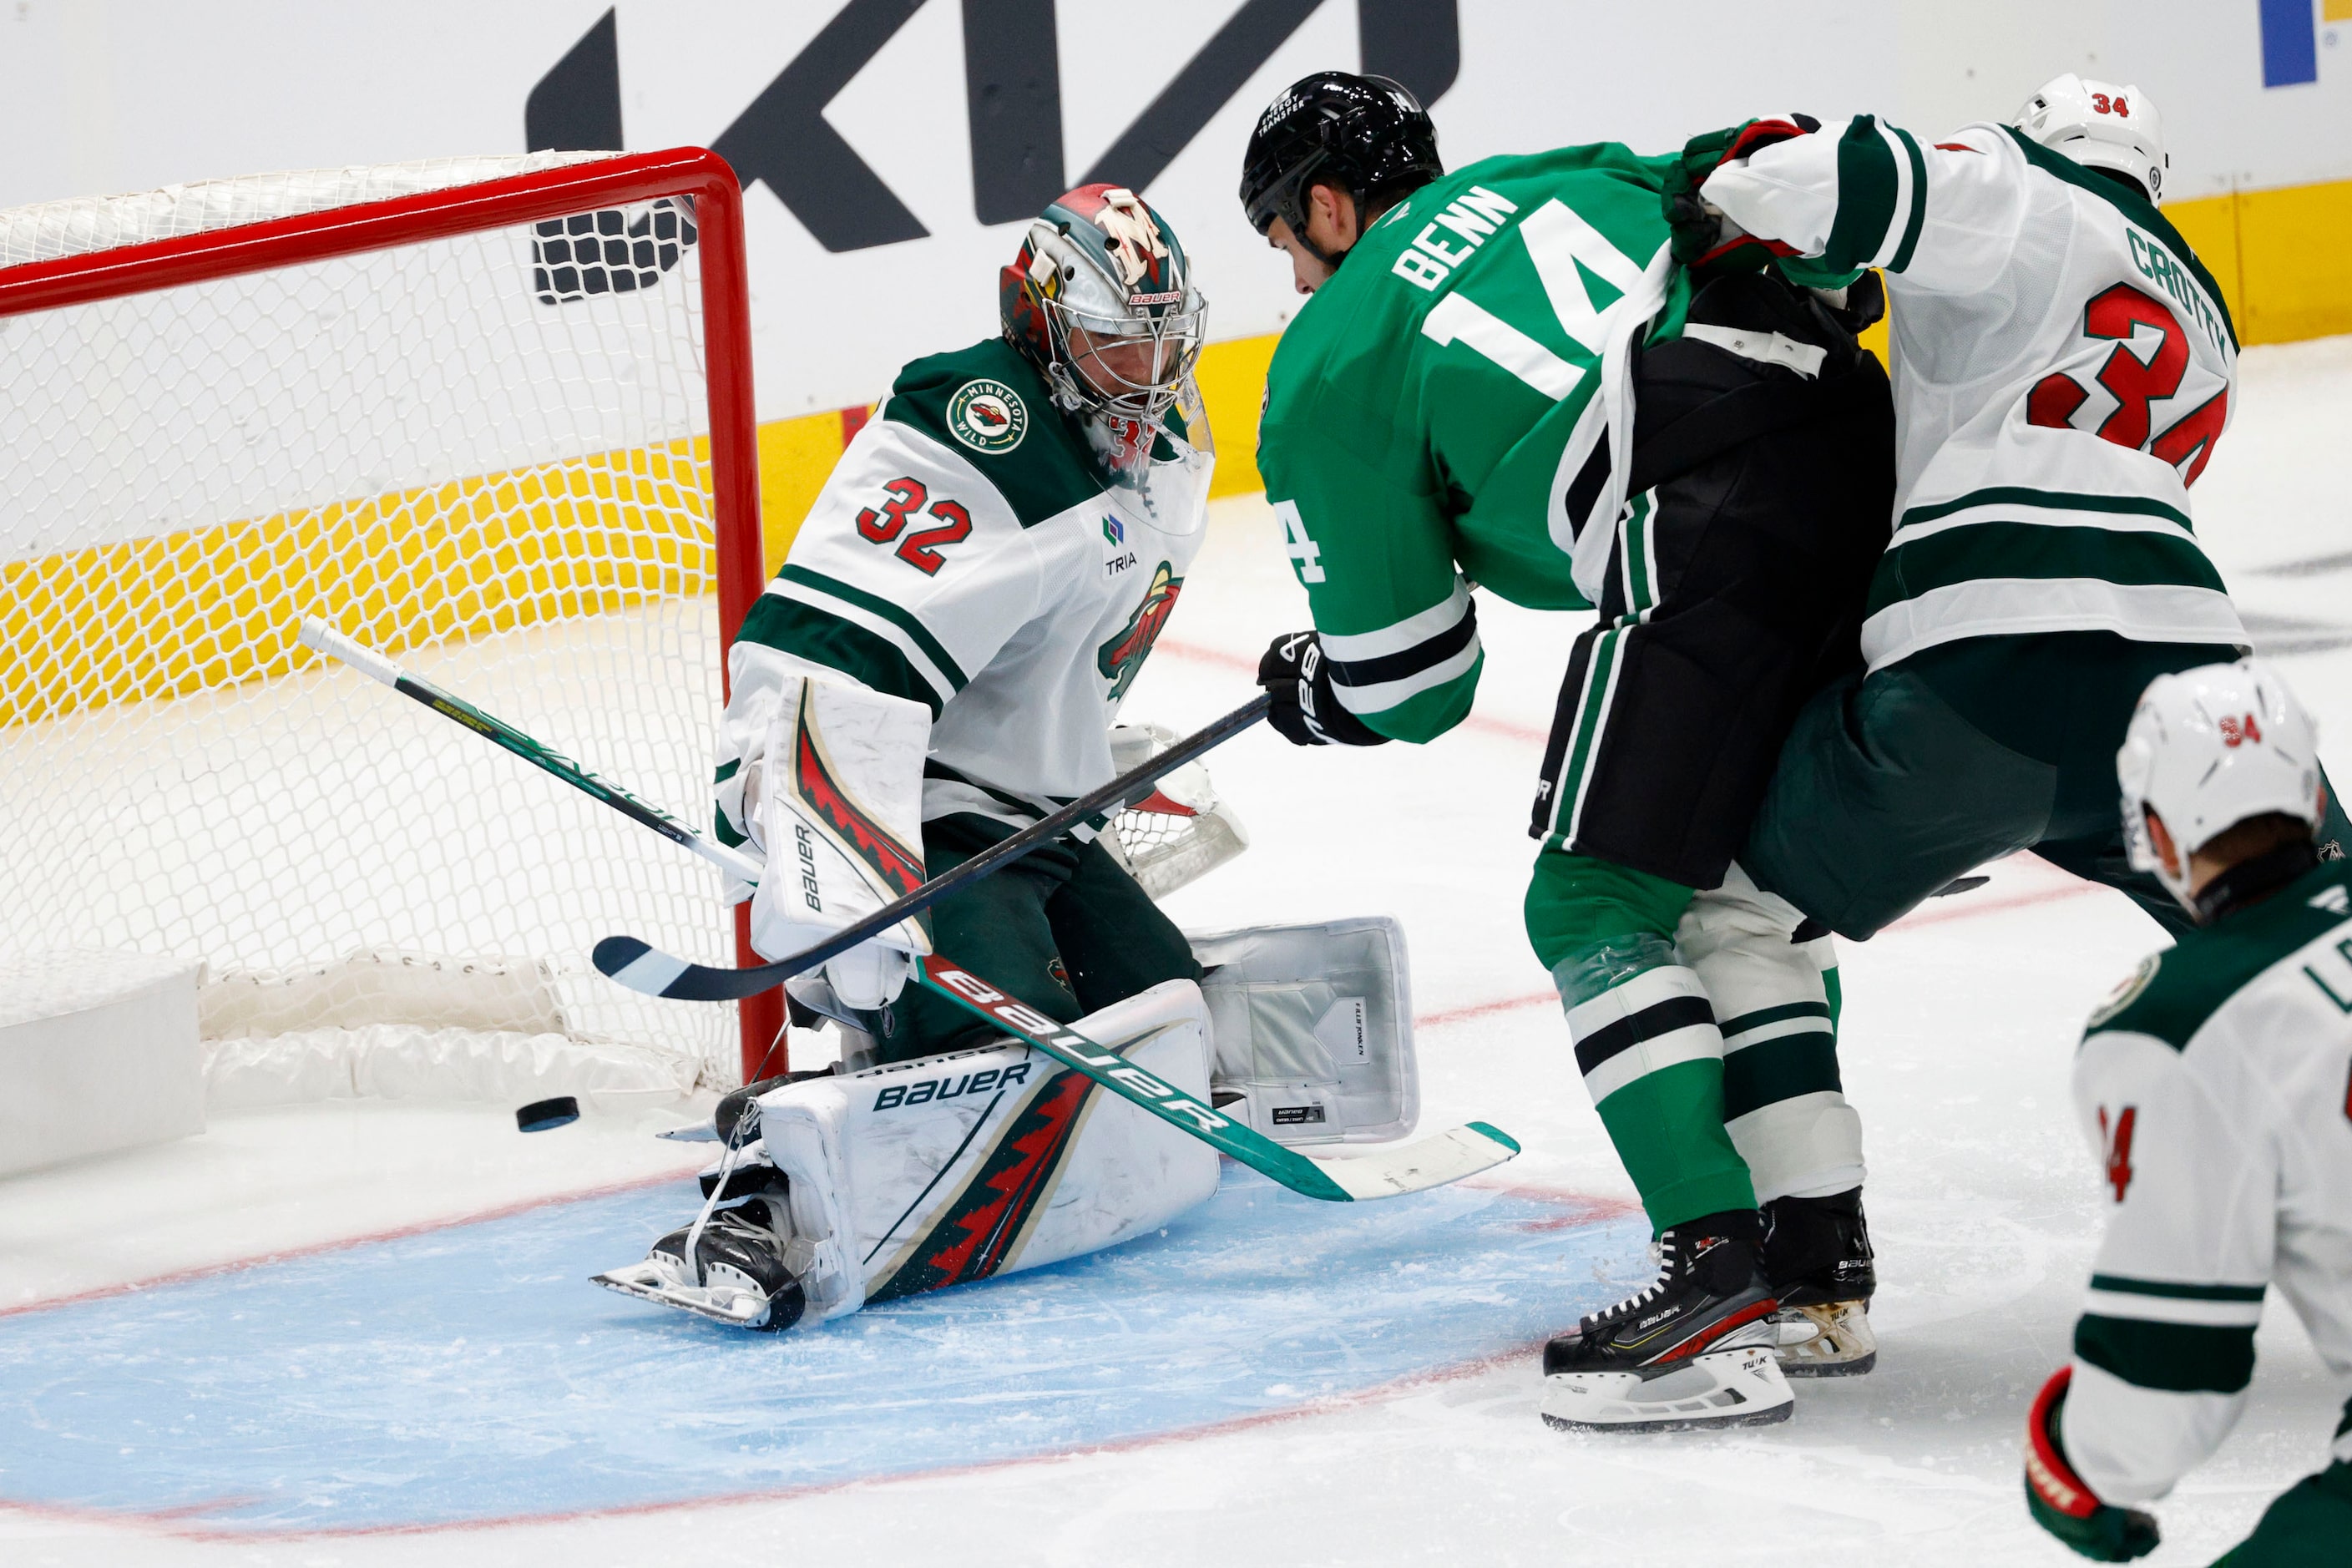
[{"x1": 0, "y1": 149, "x2": 784, "y2": 1087}]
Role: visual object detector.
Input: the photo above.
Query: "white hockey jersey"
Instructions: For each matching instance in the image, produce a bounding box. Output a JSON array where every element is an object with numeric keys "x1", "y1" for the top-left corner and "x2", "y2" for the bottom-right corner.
[
  {"x1": 714, "y1": 337, "x2": 1211, "y2": 849},
  {"x1": 2059, "y1": 856, "x2": 2352, "y2": 1504},
  {"x1": 1702, "y1": 116, "x2": 2247, "y2": 673}
]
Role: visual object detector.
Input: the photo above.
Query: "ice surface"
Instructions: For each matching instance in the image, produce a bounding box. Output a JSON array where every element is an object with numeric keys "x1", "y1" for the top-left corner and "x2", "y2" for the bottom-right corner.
[
  {"x1": 0, "y1": 1173, "x2": 1641, "y2": 1535},
  {"x1": 1, "y1": 337, "x2": 2349, "y2": 1565}
]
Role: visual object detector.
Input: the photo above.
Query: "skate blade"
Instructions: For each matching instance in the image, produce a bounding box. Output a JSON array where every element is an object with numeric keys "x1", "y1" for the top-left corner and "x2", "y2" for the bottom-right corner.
[
  {"x1": 1773, "y1": 1300, "x2": 1877, "y2": 1378},
  {"x1": 1540, "y1": 1343, "x2": 1794, "y2": 1433},
  {"x1": 593, "y1": 1262, "x2": 776, "y2": 1330}
]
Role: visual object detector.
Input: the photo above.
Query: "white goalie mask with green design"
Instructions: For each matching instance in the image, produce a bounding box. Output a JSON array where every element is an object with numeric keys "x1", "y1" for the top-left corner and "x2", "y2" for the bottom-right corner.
[{"x1": 999, "y1": 183, "x2": 1208, "y2": 449}]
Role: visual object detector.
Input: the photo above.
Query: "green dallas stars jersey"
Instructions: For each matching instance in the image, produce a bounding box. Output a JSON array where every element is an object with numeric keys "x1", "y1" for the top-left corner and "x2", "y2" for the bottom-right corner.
[
  {"x1": 1257, "y1": 144, "x2": 1693, "y2": 743},
  {"x1": 2059, "y1": 857, "x2": 2352, "y2": 1505},
  {"x1": 714, "y1": 337, "x2": 1211, "y2": 847}
]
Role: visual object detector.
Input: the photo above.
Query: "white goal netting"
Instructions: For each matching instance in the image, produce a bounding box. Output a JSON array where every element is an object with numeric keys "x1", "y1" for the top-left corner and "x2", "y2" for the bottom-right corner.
[{"x1": 0, "y1": 152, "x2": 748, "y2": 1099}]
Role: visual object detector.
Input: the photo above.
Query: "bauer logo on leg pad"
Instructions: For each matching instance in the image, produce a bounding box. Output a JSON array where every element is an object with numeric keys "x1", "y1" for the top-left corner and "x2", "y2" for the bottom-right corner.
[{"x1": 873, "y1": 1064, "x2": 1029, "y2": 1111}]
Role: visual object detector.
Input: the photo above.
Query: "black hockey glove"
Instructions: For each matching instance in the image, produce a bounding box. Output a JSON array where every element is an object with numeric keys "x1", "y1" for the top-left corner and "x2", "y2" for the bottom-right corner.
[
  {"x1": 2022, "y1": 1368, "x2": 2160, "y2": 1562},
  {"x1": 1662, "y1": 116, "x2": 1818, "y2": 271},
  {"x1": 1257, "y1": 630, "x2": 1388, "y2": 748}
]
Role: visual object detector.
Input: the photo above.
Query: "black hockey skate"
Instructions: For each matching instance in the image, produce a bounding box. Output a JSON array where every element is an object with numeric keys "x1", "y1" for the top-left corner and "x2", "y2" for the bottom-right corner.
[
  {"x1": 1763, "y1": 1187, "x2": 1877, "y2": 1377},
  {"x1": 593, "y1": 1194, "x2": 809, "y2": 1333},
  {"x1": 1540, "y1": 1209, "x2": 1793, "y2": 1433}
]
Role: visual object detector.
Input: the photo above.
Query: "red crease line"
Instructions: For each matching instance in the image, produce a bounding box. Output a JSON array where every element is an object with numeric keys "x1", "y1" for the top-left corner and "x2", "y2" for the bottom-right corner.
[{"x1": 0, "y1": 1162, "x2": 703, "y2": 1321}]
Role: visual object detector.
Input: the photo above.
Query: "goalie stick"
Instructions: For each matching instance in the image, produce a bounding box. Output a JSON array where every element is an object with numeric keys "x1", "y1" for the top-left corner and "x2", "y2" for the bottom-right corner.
[
  {"x1": 296, "y1": 617, "x2": 766, "y2": 891},
  {"x1": 918, "y1": 953, "x2": 1520, "y2": 1201},
  {"x1": 589, "y1": 694, "x2": 1272, "y2": 1003}
]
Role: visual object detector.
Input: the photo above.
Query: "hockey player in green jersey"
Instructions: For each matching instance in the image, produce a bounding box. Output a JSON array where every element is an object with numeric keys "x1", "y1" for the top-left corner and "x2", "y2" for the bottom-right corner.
[
  {"x1": 2021, "y1": 660, "x2": 2352, "y2": 1564},
  {"x1": 1668, "y1": 76, "x2": 2349, "y2": 940},
  {"x1": 1241, "y1": 73, "x2": 1896, "y2": 1428}
]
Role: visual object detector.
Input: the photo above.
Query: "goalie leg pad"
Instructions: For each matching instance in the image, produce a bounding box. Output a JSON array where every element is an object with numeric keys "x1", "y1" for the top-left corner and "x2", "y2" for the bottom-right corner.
[{"x1": 1190, "y1": 917, "x2": 1418, "y2": 1146}]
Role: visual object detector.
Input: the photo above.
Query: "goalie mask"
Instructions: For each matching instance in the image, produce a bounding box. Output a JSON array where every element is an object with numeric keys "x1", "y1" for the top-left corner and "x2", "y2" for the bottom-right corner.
[
  {"x1": 1000, "y1": 184, "x2": 1206, "y2": 464},
  {"x1": 2014, "y1": 73, "x2": 2167, "y2": 202},
  {"x1": 2117, "y1": 659, "x2": 2324, "y2": 911}
]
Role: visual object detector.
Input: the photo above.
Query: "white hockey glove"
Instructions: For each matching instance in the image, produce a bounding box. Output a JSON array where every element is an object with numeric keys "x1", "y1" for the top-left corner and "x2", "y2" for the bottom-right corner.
[{"x1": 746, "y1": 674, "x2": 933, "y2": 1009}]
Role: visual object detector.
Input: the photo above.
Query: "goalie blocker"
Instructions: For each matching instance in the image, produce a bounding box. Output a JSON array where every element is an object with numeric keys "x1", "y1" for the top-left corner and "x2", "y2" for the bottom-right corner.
[{"x1": 599, "y1": 918, "x2": 1428, "y2": 1329}]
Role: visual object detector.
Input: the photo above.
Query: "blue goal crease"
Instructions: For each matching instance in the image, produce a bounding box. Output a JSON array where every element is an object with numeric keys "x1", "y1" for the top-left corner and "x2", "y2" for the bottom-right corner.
[{"x1": 0, "y1": 1171, "x2": 1644, "y2": 1536}]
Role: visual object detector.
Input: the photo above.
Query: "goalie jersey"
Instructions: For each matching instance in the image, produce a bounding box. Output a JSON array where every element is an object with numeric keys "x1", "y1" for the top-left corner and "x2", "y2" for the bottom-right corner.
[
  {"x1": 1257, "y1": 144, "x2": 1694, "y2": 744},
  {"x1": 714, "y1": 337, "x2": 1211, "y2": 846},
  {"x1": 1702, "y1": 118, "x2": 2247, "y2": 673},
  {"x1": 2059, "y1": 856, "x2": 2352, "y2": 1503}
]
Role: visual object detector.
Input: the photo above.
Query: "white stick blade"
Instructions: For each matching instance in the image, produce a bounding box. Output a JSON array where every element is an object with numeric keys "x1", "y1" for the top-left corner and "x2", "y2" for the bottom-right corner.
[{"x1": 1310, "y1": 1123, "x2": 1520, "y2": 1201}]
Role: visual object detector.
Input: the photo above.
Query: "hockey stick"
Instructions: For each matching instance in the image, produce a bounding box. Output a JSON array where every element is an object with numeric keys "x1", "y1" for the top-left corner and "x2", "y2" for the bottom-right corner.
[
  {"x1": 590, "y1": 694, "x2": 1272, "y2": 1003},
  {"x1": 299, "y1": 635, "x2": 1515, "y2": 1200},
  {"x1": 918, "y1": 953, "x2": 1520, "y2": 1201},
  {"x1": 296, "y1": 618, "x2": 766, "y2": 891}
]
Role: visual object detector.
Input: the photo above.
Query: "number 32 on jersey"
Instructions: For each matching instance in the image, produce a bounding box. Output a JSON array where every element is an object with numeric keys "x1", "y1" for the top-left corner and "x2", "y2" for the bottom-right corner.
[{"x1": 857, "y1": 477, "x2": 973, "y2": 575}]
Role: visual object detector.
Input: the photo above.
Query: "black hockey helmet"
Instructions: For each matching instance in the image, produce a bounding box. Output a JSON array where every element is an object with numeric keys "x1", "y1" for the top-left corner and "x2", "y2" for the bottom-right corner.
[{"x1": 1239, "y1": 71, "x2": 1441, "y2": 261}]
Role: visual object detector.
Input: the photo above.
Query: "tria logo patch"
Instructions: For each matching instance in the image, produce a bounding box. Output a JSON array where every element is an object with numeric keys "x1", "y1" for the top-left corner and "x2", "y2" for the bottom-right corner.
[
  {"x1": 947, "y1": 378, "x2": 1028, "y2": 454},
  {"x1": 2097, "y1": 1105, "x2": 2138, "y2": 1202},
  {"x1": 1097, "y1": 561, "x2": 1182, "y2": 701},
  {"x1": 1101, "y1": 514, "x2": 1124, "y2": 546}
]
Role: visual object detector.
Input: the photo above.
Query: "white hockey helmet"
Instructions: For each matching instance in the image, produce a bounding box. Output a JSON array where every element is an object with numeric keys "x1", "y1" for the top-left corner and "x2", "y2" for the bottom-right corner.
[
  {"x1": 2117, "y1": 659, "x2": 2324, "y2": 906},
  {"x1": 2014, "y1": 73, "x2": 2167, "y2": 201}
]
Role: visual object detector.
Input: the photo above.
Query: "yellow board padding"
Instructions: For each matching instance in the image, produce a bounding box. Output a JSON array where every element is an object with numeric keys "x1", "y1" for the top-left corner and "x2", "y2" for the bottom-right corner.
[
  {"x1": 2, "y1": 442, "x2": 716, "y2": 729},
  {"x1": 2326, "y1": 0, "x2": 2352, "y2": 22},
  {"x1": 2165, "y1": 176, "x2": 2352, "y2": 348},
  {"x1": 1194, "y1": 331, "x2": 1282, "y2": 498},
  {"x1": 756, "y1": 407, "x2": 858, "y2": 577}
]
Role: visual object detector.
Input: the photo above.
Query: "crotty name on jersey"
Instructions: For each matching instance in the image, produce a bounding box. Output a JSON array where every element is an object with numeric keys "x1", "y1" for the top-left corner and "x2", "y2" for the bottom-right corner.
[
  {"x1": 1257, "y1": 144, "x2": 1694, "y2": 744},
  {"x1": 714, "y1": 336, "x2": 1211, "y2": 844},
  {"x1": 2059, "y1": 857, "x2": 2352, "y2": 1504},
  {"x1": 1703, "y1": 118, "x2": 2246, "y2": 672}
]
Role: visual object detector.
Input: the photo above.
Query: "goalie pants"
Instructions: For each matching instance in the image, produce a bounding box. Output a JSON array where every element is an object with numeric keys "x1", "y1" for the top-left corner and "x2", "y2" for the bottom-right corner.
[
  {"x1": 1742, "y1": 630, "x2": 2352, "y2": 941},
  {"x1": 857, "y1": 814, "x2": 1203, "y2": 1063},
  {"x1": 1525, "y1": 273, "x2": 1896, "y2": 1235}
]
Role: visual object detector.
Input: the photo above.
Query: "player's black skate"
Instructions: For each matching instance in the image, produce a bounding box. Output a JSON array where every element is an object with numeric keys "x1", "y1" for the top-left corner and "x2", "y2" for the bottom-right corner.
[
  {"x1": 592, "y1": 1194, "x2": 809, "y2": 1333},
  {"x1": 1763, "y1": 1186, "x2": 1877, "y2": 1378},
  {"x1": 1539, "y1": 1208, "x2": 1793, "y2": 1432}
]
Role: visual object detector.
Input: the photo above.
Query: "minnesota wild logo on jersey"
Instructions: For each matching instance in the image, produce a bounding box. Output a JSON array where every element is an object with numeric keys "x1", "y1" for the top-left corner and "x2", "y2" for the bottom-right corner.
[
  {"x1": 1098, "y1": 561, "x2": 1181, "y2": 701},
  {"x1": 948, "y1": 378, "x2": 1028, "y2": 453}
]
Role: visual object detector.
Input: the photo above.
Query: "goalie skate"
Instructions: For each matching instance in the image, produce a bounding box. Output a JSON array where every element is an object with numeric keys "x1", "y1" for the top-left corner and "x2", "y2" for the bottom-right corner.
[{"x1": 593, "y1": 1196, "x2": 811, "y2": 1333}]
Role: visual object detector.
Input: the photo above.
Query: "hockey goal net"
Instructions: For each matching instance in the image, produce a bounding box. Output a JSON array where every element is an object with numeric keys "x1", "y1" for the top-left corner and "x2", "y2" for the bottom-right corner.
[{"x1": 0, "y1": 149, "x2": 771, "y2": 1100}]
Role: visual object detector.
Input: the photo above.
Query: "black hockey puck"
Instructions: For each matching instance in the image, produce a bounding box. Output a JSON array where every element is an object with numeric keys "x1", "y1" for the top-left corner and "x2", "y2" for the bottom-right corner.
[{"x1": 516, "y1": 1095, "x2": 580, "y2": 1133}]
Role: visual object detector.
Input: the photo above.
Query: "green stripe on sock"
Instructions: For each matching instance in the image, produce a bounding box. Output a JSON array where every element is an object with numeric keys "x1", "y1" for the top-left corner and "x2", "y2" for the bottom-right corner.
[
  {"x1": 1717, "y1": 1000, "x2": 1832, "y2": 1039},
  {"x1": 1721, "y1": 1028, "x2": 1841, "y2": 1121},
  {"x1": 1592, "y1": 1056, "x2": 1755, "y2": 1233}
]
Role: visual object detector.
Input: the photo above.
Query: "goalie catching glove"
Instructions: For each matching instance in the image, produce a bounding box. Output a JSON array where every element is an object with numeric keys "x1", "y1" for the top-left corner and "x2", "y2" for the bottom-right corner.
[
  {"x1": 739, "y1": 674, "x2": 932, "y2": 1009},
  {"x1": 1257, "y1": 630, "x2": 1388, "y2": 748}
]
